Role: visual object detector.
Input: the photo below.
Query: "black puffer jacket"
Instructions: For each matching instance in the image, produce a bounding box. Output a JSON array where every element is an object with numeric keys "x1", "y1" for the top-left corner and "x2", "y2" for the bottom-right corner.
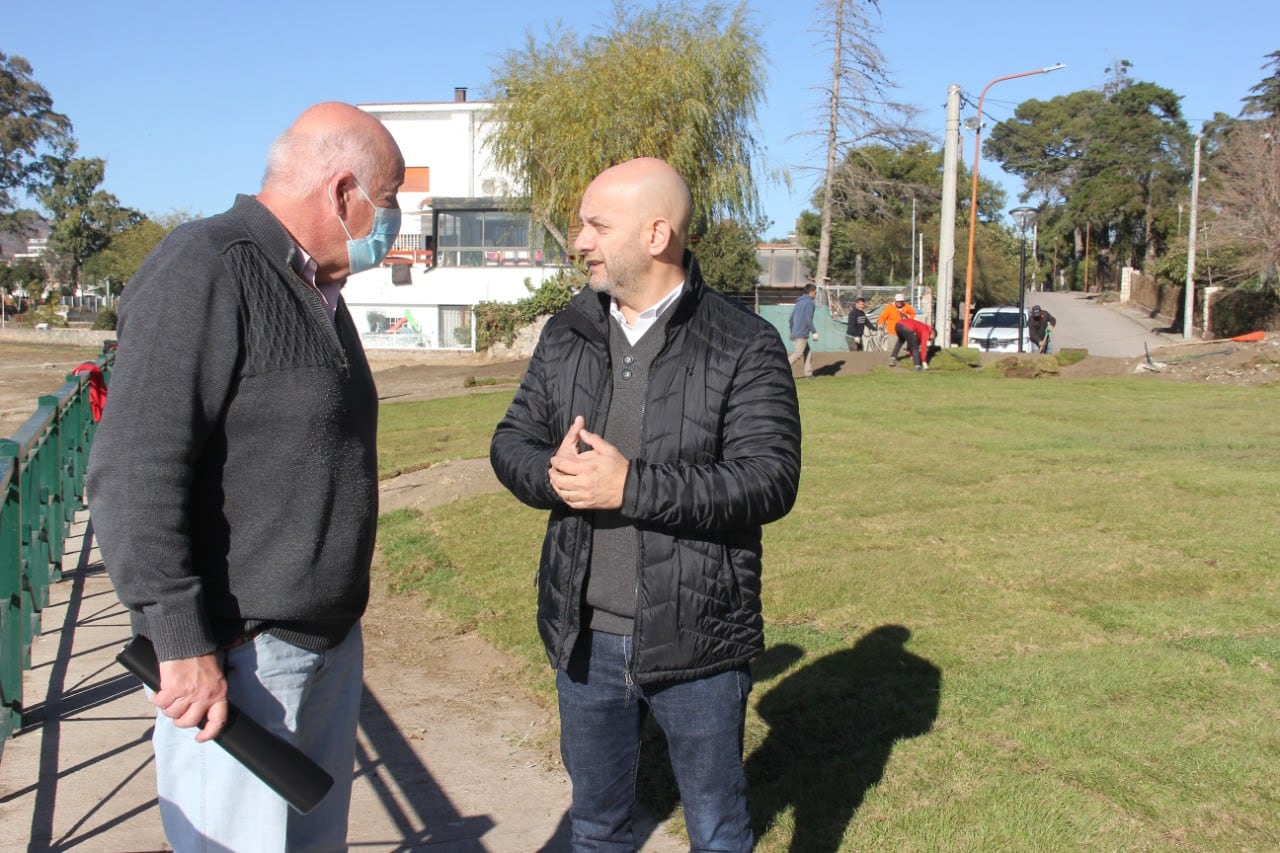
[{"x1": 490, "y1": 255, "x2": 801, "y2": 684}]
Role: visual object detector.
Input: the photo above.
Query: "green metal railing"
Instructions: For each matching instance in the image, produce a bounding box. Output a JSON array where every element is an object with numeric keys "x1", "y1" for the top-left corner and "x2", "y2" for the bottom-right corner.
[{"x1": 0, "y1": 344, "x2": 114, "y2": 756}]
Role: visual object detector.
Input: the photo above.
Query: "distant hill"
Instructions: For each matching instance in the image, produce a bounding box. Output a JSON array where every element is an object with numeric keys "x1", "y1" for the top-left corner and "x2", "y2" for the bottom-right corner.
[{"x1": 0, "y1": 218, "x2": 50, "y2": 261}]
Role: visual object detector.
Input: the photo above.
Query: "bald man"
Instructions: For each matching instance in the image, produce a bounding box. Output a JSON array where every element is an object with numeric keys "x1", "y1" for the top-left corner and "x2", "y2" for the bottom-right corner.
[
  {"x1": 491, "y1": 158, "x2": 801, "y2": 851},
  {"x1": 88, "y1": 102, "x2": 404, "y2": 850}
]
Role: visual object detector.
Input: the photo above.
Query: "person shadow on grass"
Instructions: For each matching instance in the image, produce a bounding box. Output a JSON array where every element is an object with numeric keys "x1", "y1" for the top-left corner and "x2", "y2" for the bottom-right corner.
[{"x1": 744, "y1": 625, "x2": 941, "y2": 851}]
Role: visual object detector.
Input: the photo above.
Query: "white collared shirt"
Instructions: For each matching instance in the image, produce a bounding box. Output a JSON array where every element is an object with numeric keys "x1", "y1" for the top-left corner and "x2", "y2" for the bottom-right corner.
[{"x1": 610, "y1": 282, "x2": 685, "y2": 345}]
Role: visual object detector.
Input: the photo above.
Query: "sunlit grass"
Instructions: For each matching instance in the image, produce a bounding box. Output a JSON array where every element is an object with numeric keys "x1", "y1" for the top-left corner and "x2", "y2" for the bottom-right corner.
[
  {"x1": 376, "y1": 393, "x2": 511, "y2": 478},
  {"x1": 375, "y1": 372, "x2": 1280, "y2": 851}
]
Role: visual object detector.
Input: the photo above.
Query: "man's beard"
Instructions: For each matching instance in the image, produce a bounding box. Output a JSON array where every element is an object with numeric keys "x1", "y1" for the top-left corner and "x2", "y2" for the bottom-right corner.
[{"x1": 588, "y1": 233, "x2": 645, "y2": 300}]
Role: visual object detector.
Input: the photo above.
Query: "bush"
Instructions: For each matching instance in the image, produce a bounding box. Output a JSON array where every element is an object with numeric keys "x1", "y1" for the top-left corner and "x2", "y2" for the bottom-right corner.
[
  {"x1": 92, "y1": 306, "x2": 118, "y2": 330},
  {"x1": 475, "y1": 269, "x2": 580, "y2": 350},
  {"x1": 29, "y1": 304, "x2": 69, "y2": 328},
  {"x1": 1208, "y1": 286, "x2": 1280, "y2": 337}
]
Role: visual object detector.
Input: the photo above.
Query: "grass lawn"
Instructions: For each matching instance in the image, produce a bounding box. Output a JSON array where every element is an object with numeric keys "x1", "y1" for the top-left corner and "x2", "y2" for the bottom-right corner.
[{"x1": 375, "y1": 370, "x2": 1280, "y2": 851}]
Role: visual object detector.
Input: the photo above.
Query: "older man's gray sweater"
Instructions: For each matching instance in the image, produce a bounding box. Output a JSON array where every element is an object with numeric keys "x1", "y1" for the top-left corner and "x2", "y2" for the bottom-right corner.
[{"x1": 86, "y1": 195, "x2": 379, "y2": 662}]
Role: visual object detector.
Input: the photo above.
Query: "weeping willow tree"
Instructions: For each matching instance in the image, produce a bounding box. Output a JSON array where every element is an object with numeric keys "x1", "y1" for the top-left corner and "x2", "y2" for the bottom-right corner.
[{"x1": 484, "y1": 0, "x2": 766, "y2": 254}]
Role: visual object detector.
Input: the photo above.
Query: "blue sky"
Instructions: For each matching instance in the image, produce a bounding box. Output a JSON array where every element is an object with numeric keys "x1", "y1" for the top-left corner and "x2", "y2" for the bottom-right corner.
[{"x1": 6, "y1": 0, "x2": 1274, "y2": 237}]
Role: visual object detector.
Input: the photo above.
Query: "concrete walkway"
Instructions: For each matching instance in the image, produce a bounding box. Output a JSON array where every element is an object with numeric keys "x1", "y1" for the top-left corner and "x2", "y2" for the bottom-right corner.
[
  {"x1": 0, "y1": 517, "x2": 166, "y2": 851},
  {"x1": 1028, "y1": 290, "x2": 1183, "y2": 357},
  {"x1": 0, "y1": 518, "x2": 683, "y2": 852}
]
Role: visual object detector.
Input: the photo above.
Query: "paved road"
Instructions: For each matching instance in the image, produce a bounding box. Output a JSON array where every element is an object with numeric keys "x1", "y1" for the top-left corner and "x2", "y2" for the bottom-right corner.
[{"x1": 1027, "y1": 290, "x2": 1180, "y2": 358}]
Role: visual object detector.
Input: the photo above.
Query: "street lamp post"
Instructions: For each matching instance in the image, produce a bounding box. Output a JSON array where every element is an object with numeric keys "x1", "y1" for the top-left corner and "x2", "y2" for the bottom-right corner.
[
  {"x1": 960, "y1": 63, "x2": 1065, "y2": 347},
  {"x1": 1010, "y1": 206, "x2": 1037, "y2": 352}
]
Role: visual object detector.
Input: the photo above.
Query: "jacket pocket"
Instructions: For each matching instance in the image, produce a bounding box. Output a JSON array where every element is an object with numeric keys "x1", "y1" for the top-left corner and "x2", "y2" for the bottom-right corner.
[{"x1": 674, "y1": 539, "x2": 741, "y2": 630}]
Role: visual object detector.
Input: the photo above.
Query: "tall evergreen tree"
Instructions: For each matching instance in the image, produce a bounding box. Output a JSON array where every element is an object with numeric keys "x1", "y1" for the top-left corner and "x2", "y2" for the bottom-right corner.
[
  {"x1": 986, "y1": 77, "x2": 1191, "y2": 273},
  {"x1": 0, "y1": 51, "x2": 72, "y2": 235},
  {"x1": 1241, "y1": 50, "x2": 1280, "y2": 118}
]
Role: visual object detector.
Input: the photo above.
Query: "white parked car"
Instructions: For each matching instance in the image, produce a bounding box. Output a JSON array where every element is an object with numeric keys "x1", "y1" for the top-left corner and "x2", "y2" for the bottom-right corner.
[{"x1": 968, "y1": 306, "x2": 1036, "y2": 353}]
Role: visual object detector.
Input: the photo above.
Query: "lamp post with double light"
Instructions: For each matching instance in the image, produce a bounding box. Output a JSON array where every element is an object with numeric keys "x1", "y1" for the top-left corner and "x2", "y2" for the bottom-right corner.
[
  {"x1": 960, "y1": 63, "x2": 1065, "y2": 347},
  {"x1": 1010, "y1": 206, "x2": 1037, "y2": 352}
]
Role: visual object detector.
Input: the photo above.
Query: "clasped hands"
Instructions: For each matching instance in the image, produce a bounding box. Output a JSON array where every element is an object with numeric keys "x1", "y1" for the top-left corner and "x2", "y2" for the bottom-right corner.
[{"x1": 549, "y1": 415, "x2": 628, "y2": 511}]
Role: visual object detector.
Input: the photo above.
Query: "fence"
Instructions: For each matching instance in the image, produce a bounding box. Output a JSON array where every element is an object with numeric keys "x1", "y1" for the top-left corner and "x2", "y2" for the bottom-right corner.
[
  {"x1": 1120, "y1": 266, "x2": 1280, "y2": 337},
  {"x1": 0, "y1": 343, "x2": 113, "y2": 757},
  {"x1": 1122, "y1": 267, "x2": 1185, "y2": 325}
]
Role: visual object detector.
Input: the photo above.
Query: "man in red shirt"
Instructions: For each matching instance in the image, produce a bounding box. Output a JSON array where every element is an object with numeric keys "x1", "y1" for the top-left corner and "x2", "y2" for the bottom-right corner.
[{"x1": 894, "y1": 315, "x2": 933, "y2": 371}]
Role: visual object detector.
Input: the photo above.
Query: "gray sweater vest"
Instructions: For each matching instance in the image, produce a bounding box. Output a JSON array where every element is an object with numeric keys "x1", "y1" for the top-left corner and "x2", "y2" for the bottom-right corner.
[{"x1": 585, "y1": 312, "x2": 672, "y2": 635}]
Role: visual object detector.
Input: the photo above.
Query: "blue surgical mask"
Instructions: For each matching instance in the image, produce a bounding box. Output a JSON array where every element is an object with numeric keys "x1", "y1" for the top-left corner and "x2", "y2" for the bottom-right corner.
[{"x1": 336, "y1": 182, "x2": 401, "y2": 274}]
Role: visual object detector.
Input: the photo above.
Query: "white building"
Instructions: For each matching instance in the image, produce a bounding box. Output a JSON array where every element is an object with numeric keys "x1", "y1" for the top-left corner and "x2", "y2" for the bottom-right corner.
[
  {"x1": 13, "y1": 236, "x2": 49, "y2": 261},
  {"x1": 343, "y1": 90, "x2": 568, "y2": 351}
]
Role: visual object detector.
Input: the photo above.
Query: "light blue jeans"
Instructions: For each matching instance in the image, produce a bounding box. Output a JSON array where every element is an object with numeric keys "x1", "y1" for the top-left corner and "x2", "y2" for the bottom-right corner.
[{"x1": 151, "y1": 624, "x2": 363, "y2": 852}]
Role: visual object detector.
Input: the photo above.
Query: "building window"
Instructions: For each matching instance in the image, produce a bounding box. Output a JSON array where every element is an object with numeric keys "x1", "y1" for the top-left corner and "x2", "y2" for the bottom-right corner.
[
  {"x1": 757, "y1": 247, "x2": 806, "y2": 288},
  {"x1": 439, "y1": 305, "x2": 472, "y2": 348},
  {"x1": 434, "y1": 210, "x2": 560, "y2": 268}
]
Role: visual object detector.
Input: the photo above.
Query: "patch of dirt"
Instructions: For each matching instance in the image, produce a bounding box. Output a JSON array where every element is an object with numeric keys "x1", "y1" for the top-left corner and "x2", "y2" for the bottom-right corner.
[
  {"x1": 360, "y1": 358, "x2": 565, "y2": 782},
  {"x1": 367, "y1": 352, "x2": 528, "y2": 404},
  {"x1": 1126, "y1": 337, "x2": 1280, "y2": 385},
  {"x1": 1047, "y1": 337, "x2": 1280, "y2": 383},
  {"x1": 379, "y1": 457, "x2": 503, "y2": 514},
  {"x1": 0, "y1": 341, "x2": 105, "y2": 435}
]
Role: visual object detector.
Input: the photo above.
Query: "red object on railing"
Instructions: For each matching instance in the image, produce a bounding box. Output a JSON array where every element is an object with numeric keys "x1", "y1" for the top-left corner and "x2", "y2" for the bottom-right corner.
[{"x1": 72, "y1": 362, "x2": 107, "y2": 422}]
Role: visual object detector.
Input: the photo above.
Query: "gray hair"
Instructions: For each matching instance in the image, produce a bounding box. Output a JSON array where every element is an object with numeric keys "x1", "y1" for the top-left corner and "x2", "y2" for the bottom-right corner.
[{"x1": 262, "y1": 125, "x2": 381, "y2": 197}]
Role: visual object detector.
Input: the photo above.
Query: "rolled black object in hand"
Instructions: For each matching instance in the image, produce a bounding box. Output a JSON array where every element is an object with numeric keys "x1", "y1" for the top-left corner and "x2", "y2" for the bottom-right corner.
[{"x1": 116, "y1": 634, "x2": 335, "y2": 814}]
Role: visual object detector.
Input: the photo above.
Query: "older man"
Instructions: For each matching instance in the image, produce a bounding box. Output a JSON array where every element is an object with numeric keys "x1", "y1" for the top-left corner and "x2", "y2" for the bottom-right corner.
[
  {"x1": 490, "y1": 158, "x2": 802, "y2": 851},
  {"x1": 87, "y1": 102, "x2": 404, "y2": 851}
]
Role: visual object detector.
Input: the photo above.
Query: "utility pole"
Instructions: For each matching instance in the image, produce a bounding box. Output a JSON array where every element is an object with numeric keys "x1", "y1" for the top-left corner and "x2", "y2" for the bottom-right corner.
[
  {"x1": 936, "y1": 83, "x2": 961, "y2": 346},
  {"x1": 910, "y1": 197, "x2": 917, "y2": 294},
  {"x1": 961, "y1": 64, "x2": 1066, "y2": 345},
  {"x1": 1031, "y1": 221, "x2": 1039, "y2": 290},
  {"x1": 1183, "y1": 134, "x2": 1202, "y2": 340},
  {"x1": 918, "y1": 233, "x2": 924, "y2": 289}
]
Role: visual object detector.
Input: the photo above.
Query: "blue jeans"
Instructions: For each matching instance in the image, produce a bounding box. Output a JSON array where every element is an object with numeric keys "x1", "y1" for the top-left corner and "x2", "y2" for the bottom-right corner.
[
  {"x1": 556, "y1": 630, "x2": 753, "y2": 852},
  {"x1": 151, "y1": 624, "x2": 363, "y2": 852}
]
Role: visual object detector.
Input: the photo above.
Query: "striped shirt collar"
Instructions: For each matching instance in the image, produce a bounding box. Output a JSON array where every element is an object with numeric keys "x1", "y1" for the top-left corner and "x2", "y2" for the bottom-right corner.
[{"x1": 292, "y1": 244, "x2": 342, "y2": 324}]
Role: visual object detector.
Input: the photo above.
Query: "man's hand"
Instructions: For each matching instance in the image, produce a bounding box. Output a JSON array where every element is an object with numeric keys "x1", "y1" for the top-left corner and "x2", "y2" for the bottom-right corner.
[
  {"x1": 154, "y1": 653, "x2": 229, "y2": 743},
  {"x1": 549, "y1": 415, "x2": 629, "y2": 511}
]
